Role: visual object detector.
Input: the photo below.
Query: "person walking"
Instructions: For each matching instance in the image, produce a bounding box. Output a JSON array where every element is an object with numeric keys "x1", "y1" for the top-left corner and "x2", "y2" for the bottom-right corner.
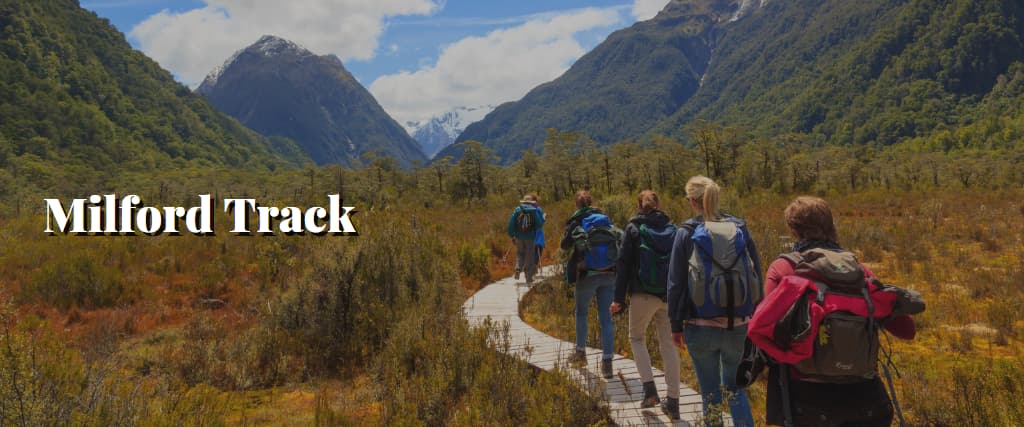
[
  {"x1": 667, "y1": 176, "x2": 760, "y2": 427},
  {"x1": 508, "y1": 194, "x2": 544, "y2": 284},
  {"x1": 561, "y1": 190, "x2": 617, "y2": 378},
  {"x1": 609, "y1": 190, "x2": 682, "y2": 420},
  {"x1": 759, "y1": 196, "x2": 919, "y2": 426}
]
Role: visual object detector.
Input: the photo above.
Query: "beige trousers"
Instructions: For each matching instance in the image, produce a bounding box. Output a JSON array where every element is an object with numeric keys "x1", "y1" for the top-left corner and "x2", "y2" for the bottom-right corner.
[{"x1": 628, "y1": 293, "x2": 681, "y2": 398}]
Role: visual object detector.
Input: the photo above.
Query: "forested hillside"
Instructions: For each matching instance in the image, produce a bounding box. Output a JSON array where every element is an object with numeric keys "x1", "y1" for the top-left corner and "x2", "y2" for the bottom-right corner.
[
  {"x1": 447, "y1": 0, "x2": 1024, "y2": 163},
  {"x1": 0, "y1": 0, "x2": 309, "y2": 201},
  {"x1": 197, "y1": 36, "x2": 427, "y2": 169}
]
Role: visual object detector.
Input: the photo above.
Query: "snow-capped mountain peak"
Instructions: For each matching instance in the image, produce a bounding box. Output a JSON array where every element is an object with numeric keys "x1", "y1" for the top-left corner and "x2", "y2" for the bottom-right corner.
[{"x1": 405, "y1": 106, "x2": 494, "y2": 159}]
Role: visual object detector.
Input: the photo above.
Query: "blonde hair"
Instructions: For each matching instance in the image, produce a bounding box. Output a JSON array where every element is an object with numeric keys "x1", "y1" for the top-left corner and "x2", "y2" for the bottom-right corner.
[
  {"x1": 637, "y1": 190, "x2": 659, "y2": 214},
  {"x1": 685, "y1": 175, "x2": 721, "y2": 220}
]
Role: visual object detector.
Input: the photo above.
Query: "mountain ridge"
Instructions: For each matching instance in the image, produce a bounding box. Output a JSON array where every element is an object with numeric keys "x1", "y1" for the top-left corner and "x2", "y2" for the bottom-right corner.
[
  {"x1": 197, "y1": 35, "x2": 426, "y2": 168},
  {"x1": 0, "y1": 0, "x2": 307, "y2": 195},
  {"x1": 444, "y1": 0, "x2": 1024, "y2": 164}
]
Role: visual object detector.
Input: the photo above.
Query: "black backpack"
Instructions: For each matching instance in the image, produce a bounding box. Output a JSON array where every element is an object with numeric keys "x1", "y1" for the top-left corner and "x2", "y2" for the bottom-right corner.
[{"x1": 636, "y1": 223, "x2": 676, "y2": 295}]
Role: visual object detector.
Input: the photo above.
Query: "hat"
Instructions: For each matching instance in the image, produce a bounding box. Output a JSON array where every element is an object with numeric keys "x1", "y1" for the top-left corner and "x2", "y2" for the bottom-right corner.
[{"x1": 520, "y1": 194, "x2": 537, "y2": 203}]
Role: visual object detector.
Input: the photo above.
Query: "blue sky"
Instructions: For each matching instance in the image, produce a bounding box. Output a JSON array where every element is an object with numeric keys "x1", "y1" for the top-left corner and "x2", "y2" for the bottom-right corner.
[{"x1": 81, "y1": 0, "x2": 669, "y2": 124}]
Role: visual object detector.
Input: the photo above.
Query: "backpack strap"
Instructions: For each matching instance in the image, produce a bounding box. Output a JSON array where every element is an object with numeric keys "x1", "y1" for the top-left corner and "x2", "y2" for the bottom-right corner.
[{"x1": 778, "y1": 251, "x2": 803, "y2": 266}]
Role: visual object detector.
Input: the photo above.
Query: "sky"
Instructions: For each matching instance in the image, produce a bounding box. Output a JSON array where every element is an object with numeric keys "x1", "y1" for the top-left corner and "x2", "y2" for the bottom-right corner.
[{"x1": 81, "y1": 0, "x2": 670, "y2": 125}]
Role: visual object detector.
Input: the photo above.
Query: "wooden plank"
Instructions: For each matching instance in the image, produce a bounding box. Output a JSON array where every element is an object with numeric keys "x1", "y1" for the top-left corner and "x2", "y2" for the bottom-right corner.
[{"x1": 463, "y1": 266, "x2": 723, "y2": 426}]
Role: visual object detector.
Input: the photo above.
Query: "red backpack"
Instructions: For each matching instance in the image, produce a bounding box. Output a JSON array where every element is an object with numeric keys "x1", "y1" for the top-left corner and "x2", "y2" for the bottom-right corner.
[{"x1": 747, "y1": 249, "x2": 899, "y2": 382}]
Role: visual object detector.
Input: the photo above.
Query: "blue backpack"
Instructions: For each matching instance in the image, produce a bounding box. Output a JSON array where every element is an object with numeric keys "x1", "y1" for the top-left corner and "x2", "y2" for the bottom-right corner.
[
  {"x1": 571, "y1": 213, "x2": 622, "y2": 271},
  {"x1": 685, "y1": 218, "x2": 763, "y2": 329},
  {"x1": 637, "y1": 223, "x2": 677, "y2": 295}
]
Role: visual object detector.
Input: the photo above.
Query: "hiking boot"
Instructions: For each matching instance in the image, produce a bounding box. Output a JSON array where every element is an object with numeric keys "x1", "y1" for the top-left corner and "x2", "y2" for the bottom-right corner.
[
  {"x1": 568, "y1": 349, "x2": 587, "y2": 366},
  {"x1": 601, "y1": 358, "x2": 613, "y2": 379},
  {"x1": 661, "y1": 397, "x2": 680, "y2": 420},
  {"x1": 641, "y1": 381, "x2": 660, "y2": 408},
  {"x1": 514, "y1": 269, "x2": 521, "y2": 280}
]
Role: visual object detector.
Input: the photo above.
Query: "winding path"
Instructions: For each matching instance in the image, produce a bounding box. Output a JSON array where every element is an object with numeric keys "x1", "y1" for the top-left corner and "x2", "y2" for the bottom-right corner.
[{"x1": 463, "y1": 266, "x2": 725, "y2": 426}]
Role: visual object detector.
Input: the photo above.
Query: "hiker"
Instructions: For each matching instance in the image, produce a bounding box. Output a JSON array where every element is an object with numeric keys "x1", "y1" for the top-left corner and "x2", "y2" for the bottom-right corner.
[
  {"x1": 757, "y1": 196, "x2": 919, "y2": 427},
  {"x1": 561, "y1": 190, "x2": 617, "y2": 379},
  {"x1": 667, "y1": 176, "x2": 760, "y2": 427},
  {"x1": 508, "y1": 194, "x2": 544, "y2": 284},
  {"x1": 609, "y1": 190, "x2": 681, "y2": 420}
]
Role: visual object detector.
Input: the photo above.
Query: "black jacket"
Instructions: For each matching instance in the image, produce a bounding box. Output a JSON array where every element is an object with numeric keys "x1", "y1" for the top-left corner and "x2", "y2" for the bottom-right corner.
[{"x1": 613, "y1": 210, "x2": 672, "y2": 304}]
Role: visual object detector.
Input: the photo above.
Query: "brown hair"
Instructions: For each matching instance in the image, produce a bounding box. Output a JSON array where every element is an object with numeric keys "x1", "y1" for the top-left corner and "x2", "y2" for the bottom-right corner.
[
  {"x1": 575, "y1": 190, "x2": 593, "y2": 209},
  {"x1": 784, "y1": 196, "x2": 839, "y2": 242},
  {"x1": 637, "y1": 190, "x2": 659, "y2": 214},
  {"x1": 685, "y1": 176, "x2": 721, "y2": 220}
]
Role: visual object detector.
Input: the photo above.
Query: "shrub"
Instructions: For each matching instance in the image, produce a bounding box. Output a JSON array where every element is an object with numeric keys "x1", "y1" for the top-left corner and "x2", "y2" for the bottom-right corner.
[
  {"x1": 24, "y1": 254, "x2": 126, "y2": 310},
  {"x1": 457, "y1": 243, "x2": 491, "y2": 286}
]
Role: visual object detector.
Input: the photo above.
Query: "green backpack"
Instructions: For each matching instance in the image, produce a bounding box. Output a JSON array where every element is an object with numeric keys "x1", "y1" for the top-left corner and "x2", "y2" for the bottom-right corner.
[{"x1": 636, "y1": 223, "x2": 677, "y2": 295}]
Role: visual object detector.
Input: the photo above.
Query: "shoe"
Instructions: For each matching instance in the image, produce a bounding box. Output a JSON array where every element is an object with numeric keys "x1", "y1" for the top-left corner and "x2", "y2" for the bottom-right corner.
[
  {"x1": 641, "y1": 381, "x2": 660, "y2": 408},
  {"x1": 514, "y1": 269, "x2": 521, "y2": 280},
  {"x1": 601, "y1": 358, "x2": 613, "y2": 379},
  {"x1": 568, "y1": 349, "x2": 587, "y2": 366},
  {"x1": 661, "y1": 397, "x2": 680, "y2": 420}
]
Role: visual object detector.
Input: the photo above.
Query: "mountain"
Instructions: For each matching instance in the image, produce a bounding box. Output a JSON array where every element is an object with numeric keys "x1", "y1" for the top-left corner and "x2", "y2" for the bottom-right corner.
[
  {"x1": 405, "y1": 106, "x2": 493, "y2": 159},
  {"x1": 444, "y1": 0, "x2": 1024, "y2": 163},
  {"x1": 0, "y1": 0, "x2": 306, "y2": 193},
  {"x1": 197, "y1": 36, "x2": 426, "y2": 168},
  {"x1": 442, "y1": 0, "x2": 738, "y2": 163}
]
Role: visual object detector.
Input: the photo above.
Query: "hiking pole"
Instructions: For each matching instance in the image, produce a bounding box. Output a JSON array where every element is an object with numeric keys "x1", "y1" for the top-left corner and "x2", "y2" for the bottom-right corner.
[
  {"x1": 780, "y1": 364, "x2": 795, "y2": 427},
  {"x1": 880, "y1": 332, "x2": 907, "y2": 427},
  {"x1": 501, "y1": 240, "x2": 514, "y2": 265}
]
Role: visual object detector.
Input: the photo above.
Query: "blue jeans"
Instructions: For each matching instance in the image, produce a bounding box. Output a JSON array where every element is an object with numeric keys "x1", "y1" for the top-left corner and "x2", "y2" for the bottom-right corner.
[
  {"x1": 574, "y1": 272, "x2": 615, "y2": 360},
  {"x1": 684, "y1": 323, "x2": 755, "y2": 427}
]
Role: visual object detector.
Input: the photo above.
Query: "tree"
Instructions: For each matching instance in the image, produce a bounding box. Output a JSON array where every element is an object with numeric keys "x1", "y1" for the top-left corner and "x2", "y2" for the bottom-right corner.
[{"x1": 685, "y1": 120, "x2": 744, "y2": 180}]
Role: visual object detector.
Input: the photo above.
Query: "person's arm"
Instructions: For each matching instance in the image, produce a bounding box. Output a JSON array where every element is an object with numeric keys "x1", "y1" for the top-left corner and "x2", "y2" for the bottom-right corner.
[
  {"x1": 535, "y1": 206, "x2": 545, "y2": 228},
  {"x1": 764, "y1": 258, "x2": 792, "y2": 296},
  {"x1": 741, "y1": 222, "x2": 762, "y2": 277},
  {"x1": 613, "y1": 223, "x2": 639, "y2": 306},
  {"x1": 861, "y1": 264, "x2": 917, "y2": 340},
  {"x1": 667, "y1": 224, "x2": 692, "y2": 334},
  {"x1": 560, "y1": 217, "x2": 576, "y2": 250}
]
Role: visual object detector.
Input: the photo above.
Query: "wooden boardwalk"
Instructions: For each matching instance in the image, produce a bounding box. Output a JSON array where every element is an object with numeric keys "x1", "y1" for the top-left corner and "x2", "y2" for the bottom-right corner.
[{"x1": 463, "y1": 266, "x2": 729, "y2": 426}]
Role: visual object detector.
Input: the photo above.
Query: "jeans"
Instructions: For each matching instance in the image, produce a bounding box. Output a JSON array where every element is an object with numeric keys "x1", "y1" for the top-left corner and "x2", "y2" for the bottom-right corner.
[
  {"x1": 574, "y1": 272, "x2": 615, "y2": 360},
  {"x1": 629, "y1": 293, "x2": 680, "y2": 398},
  {"x1": 684, "y1": 323, "x2": 755, "y2": 427}
]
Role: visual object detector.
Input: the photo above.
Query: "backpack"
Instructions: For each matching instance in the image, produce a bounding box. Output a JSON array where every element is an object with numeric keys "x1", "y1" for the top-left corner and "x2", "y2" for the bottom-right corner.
[
  {"x1": 686, "y1": 218, "x2": 763, "y2": 328},
  {"x1": 514, "y1": 205, "x2": 537, "y2": 234},
  {"x1": 636, "y1": 223, "x2": 676, "y2": 295},
  {"x1": 748, "y1": 249, "x2": 901, "y2": 382},
  {"x1": 571, "y1": 213, "x2": 622, "y2": 271}
]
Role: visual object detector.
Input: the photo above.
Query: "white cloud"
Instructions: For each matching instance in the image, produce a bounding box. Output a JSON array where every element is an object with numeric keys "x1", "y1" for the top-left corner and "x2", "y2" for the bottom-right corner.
[
  {"x1": 632, "y1": 0, "x2": 668, "y2": 21},
  {"x1": 369, "y1": 8, "x2": 621, "y2": 125},
  {"x1": 130, "y1": 0, "x2": 439, "y2": 85}
]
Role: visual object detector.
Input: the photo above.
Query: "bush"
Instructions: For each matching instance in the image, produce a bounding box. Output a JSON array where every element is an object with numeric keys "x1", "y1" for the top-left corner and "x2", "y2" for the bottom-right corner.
[
  {"x1": 457, "y1": 243, "x2": 491, "y2": 286},
  {"x1": 24, "y1": 254, "x2": 126, "y2": 310}
]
